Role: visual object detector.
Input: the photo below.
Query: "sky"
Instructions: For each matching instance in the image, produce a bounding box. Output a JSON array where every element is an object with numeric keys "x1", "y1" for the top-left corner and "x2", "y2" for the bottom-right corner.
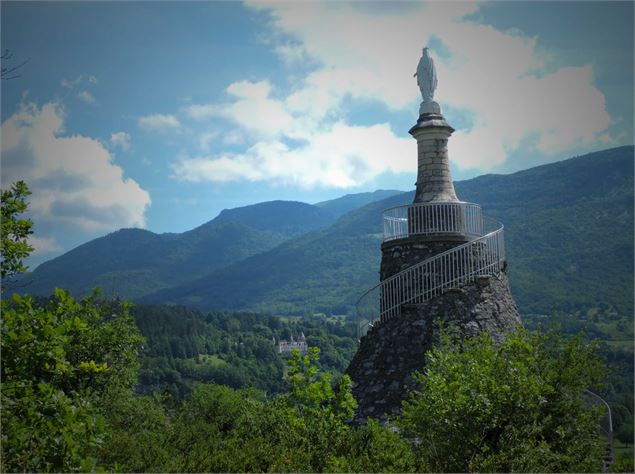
[{"x1": 1, "y1": 1, "x2": 633, "y2": 268}]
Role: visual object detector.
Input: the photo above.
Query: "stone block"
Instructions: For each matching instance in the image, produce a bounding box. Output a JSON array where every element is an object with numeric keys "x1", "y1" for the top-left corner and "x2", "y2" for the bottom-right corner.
[{"x1": 418, "y1": 144, "x2": 437, "y2": 152}]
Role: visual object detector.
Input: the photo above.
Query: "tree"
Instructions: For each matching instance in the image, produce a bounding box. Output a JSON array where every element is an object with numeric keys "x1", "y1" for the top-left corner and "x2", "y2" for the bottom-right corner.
[
  {"x1": 1, "y1": 290, "x2": 144, "y2": 472},
  {"x1": 399, "y1": 327, "x2": 607, "y2": 473},
  {"x1": 1, "y1": 180, "x2": 34, "y2": 281},
  {"x1": 121, "y1": 347, "x2": 415, "y2": 473}
]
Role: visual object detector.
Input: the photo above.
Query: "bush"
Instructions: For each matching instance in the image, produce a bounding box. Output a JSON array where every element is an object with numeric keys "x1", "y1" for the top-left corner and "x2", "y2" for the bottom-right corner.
[{"x1": 399, "y1": 327, "x2": 607, "y2": 473}]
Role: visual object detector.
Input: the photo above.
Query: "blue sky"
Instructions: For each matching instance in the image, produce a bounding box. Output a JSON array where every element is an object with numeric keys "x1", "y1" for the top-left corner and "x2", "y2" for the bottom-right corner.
[{"x1": 1, "y1": 1, "x2": 633, "y2": 268}]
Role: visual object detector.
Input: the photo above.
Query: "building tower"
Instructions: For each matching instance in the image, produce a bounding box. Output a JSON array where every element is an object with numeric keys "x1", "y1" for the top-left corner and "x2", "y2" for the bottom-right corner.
[{"x1": 346, "y1": 47, "x2": 521, "y2": 421}]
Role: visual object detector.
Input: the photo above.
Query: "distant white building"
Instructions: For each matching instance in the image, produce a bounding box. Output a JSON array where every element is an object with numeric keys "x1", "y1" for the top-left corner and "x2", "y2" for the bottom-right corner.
[{"x1": 272, "y1": 332, "x2": 308, "y2": 356}]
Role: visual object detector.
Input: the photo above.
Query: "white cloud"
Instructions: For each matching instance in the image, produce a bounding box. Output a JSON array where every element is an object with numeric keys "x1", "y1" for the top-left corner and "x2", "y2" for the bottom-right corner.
[
  {"x1": 174, "y1": 1, "x2": 615, "y2": 188},
  {"x1": 172, "y1": 122, "x2": 414, "y2": 188},
  {"x1": 274, "y1": 42, "x2": 307, "y2": 65},
  {"x1": 246, "y1": 1, "x2": 612, "y2": 170},
  {"x1": 110, "y1": 131, "x2": 131, "y2": 151},
  {"x1": 185, "y1": 80, "x2": 296, "y2": 139},
  {"x1": 184, "y1": 103, "x2": 219, "y2": 120},
  {"x1": 1, "y1": 102, "x2": 151, "y2": 241},
  {"x1": 28, "y1": 235, "x2": 62, "y2": 256},
  {"x1": 138, "y1": 113, "x2": 181, "y2": 131},
  {"x1": 198, "y1": 131, "x2": 219, "y2": 152},
  {"x1": 76, "y1": 90, "x2": 95, "y2": 104},
  {"x1": 222, "y1": 130, "x2": 245, "y2": 146},
  {"x1": 61, "y1": 74, "x2": 98, "y2": 89},
  {"x1": 62, "y1": 75, "x2": 98, "y2": 105},
  {"x1": 248, "y1": 1, "x2": 482, "y2": 112}
]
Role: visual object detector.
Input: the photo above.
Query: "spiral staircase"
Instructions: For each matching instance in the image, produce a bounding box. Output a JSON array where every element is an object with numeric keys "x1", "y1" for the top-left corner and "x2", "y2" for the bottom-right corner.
[{"x1": 356, "y1": 200, "x2": 505, "y2": 339}]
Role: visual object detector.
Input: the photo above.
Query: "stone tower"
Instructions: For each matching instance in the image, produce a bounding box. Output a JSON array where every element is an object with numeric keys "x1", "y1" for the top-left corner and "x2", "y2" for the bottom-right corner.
[{"x1": 346, "y1": 48, "x2": 521, "y2": 421}]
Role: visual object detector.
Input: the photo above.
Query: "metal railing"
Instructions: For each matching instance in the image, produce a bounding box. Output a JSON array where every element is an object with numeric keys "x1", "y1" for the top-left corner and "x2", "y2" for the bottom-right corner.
[
  {"x1": 383, "y1": 201, "x2": 483, "y2": 242},
  {"x1": 583, "y1": 389, "x2": 614, "y2": 472},
  {"x1": 357, "y1": 216, "x2": 504, "y2": 339}
]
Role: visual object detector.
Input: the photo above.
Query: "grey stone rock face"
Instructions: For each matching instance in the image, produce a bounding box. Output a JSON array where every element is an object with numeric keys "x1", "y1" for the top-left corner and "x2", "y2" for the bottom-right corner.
[{"x1": 345, "y1": 271, "x2": 521, "y2": 423}]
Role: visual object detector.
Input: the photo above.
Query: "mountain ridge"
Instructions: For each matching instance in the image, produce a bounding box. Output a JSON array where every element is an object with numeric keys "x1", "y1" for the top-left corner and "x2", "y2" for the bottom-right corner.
[
  {"x1": 23, "y1": 146, "x2": 634, "y2": 318},
  {"x1": 141, "y1": 146, "x2": 634, "y2": 317},
  {"x1": 23, "y1": 200, "x2": 339, "y2": 298}
]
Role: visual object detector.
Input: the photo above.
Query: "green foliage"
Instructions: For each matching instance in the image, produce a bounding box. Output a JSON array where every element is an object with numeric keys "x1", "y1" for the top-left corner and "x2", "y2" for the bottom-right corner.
[
  {"x1": 97, "y1": 344, "x2": 415, "y2": 473},
  {"x1": 132, "y1": 305, "x2": 356, "y2": 398},
  {"x1": 399, "y1": 327, "x2": 607, "y2": 473},
  {"x1": 2, "y1": 286, "x2": 617, "y2": 473},
  {"x1": 156, "y1": 384, "x2": 275, "y2": 472},
  {"x1": 99, "y1": 391, "x2": 172, "y2": 472},
  {"x1": 524, "y1": 306, "x2": 634, "y2": 447},
  {"x1": 611, "y1": 452, "x2": 635, "y2": 473},
  {"x1": 326, "y1": 419, "x2": 416, "y2": 473},
  {"x1": 0, "y1": 290, "x2": 143, "y2": 472},
  {"x1": 280, "y1": 347, "x2": 357, "y2": 471},
  {"x1": 287, "y1": 347, "x2": 356, "y2": 420},
  {"x1": 1, "y1": 180, "x2": 34, "y2": 280}
]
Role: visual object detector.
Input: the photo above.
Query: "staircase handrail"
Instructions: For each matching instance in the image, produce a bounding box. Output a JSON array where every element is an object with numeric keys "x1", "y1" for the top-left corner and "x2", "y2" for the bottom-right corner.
[
  {"x1": 357, "y1": 216, "x2": 504, "y2": 339},
  {"x1": 583, "y1": 389, "x2": 614, "y2": 472}
]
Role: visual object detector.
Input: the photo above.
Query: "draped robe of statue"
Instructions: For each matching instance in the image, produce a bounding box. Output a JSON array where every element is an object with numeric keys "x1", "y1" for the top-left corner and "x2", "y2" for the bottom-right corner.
[{"x1": 415, "y1": 47, "x2": 437, "y2": 103}]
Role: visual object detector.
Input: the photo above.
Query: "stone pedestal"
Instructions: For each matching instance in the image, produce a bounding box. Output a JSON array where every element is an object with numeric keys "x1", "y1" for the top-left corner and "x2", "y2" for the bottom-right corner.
[
  {"x1": 409, "y1": 105, "x2": 458, "y2": 203},
  {"x1": 346, "y1": 272, "x2": 521, "y2": 422}
]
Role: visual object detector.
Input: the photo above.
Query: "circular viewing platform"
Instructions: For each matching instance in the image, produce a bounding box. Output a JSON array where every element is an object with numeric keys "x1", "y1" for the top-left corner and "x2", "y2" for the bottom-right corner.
[{"x1": 382, "y1": 201, "x2": 483, "y2": 242}]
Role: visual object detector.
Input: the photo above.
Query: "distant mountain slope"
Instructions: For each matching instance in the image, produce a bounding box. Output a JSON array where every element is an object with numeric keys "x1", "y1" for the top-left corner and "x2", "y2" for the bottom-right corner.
[
  {"x1": 455, "y1": 146, "x2": 634, "y2": 315},
  {"x1": 24, "y1": 201, "x2": 337, "y2": 299},
  {"x1": 315, "y1": 189, "x2": 403, "y2": 219},
  {"x1": 24, "y1": 192, "x2": 403, "y2": 299},
  {"x1": 212, "y1": 200, "x2": 334, "y2": 236},
  {"x1": 142, "y1": 146, "x2": 634, "y2": 317}
]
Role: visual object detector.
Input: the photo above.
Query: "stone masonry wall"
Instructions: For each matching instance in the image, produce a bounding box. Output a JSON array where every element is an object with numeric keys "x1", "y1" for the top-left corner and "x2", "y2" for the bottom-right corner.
[
  {"x1": 346, "y1": 271, "x2": 521, "y2": 422},
  {"x1": 413, "y1": 132, "x2": 459, "y2": 203},
  {"x1": 380, "y1": 235, "x2": 469, "y2": 280}
]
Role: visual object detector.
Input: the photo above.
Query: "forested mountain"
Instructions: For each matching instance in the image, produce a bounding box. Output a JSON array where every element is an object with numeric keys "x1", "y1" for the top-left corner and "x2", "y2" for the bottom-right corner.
[
  {"x1": 25, "y1": 146, "x2": 634, "y2": 321},
  {"x1": 315, "y1": 189, "x2": 403, "y2": 218},
  {"x1": 22, "y1": 201, "x2": 338, "y2": 299},
  {"x1": 456, "y1": 146, "x2": 634, "y2": 316},
  {"x1": 143, "y1": 146, "x2": 634, "y2": 319},
  {"x1": 213, "y1": 200, "x2": 335, "y2": 235}
]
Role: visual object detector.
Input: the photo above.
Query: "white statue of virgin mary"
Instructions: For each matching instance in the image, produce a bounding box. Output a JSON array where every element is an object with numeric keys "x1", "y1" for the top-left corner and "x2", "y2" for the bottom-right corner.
[{"x1": 414, "y1": 47, "x2": 437, "y2": 103}]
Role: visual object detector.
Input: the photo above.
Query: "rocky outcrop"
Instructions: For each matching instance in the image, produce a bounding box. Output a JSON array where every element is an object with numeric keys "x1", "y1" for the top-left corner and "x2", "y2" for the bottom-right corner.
[{"x1": 346, "y1": 271, "x2": 521, "y2": 422}]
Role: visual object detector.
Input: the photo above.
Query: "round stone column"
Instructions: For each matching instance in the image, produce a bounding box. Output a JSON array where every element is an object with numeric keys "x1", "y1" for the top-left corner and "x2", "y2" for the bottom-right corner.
[{"x1": 409, "y1": 102, "x2": 458, "y2": 203}]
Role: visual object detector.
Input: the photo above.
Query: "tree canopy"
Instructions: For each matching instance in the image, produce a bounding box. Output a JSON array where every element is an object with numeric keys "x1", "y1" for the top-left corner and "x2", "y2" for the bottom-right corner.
[
  {"x1": 0, "y1": 180, "x2": 628, "y2": 472},
  {"x1": 1, "y1": 180, "x2": 34, "y2": 281},
  {"x1": 399, "y1": 327, "x2": 608, "y2": 473}
]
